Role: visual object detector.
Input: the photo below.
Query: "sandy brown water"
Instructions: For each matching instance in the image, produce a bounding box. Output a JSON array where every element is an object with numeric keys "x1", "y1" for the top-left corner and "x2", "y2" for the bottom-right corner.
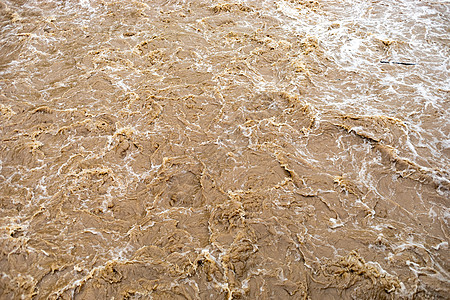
[{"x1": 0, "y1": 0, "x2": 449, "y2": 299}]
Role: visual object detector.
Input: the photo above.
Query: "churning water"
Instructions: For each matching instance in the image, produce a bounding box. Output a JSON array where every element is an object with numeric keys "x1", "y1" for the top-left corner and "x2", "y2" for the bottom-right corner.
[{"x1": 0, "y1": 0, "x2": 449, "y2": 299}]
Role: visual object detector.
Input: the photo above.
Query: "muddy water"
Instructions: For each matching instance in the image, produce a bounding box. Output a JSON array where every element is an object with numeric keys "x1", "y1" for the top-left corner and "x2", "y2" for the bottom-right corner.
[{"x1": 0, "y1": 0, "x2": 449, "y2": 299}]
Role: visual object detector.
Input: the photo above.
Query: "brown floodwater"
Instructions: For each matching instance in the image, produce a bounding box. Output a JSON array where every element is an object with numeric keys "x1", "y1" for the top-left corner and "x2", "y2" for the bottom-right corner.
[{"x1": 0, "y1": 0, "x2": 449, "y2": 299}]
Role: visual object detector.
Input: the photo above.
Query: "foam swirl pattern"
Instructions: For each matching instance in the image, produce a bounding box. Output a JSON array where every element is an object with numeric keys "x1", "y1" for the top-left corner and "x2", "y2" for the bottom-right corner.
[{"x1": 0, "y1": 0, "x2": 449, "y2": 299}]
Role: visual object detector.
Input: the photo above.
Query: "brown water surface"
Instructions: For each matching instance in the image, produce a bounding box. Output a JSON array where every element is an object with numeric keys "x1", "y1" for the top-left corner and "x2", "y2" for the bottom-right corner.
[{"x1": 0, "y1": 0, "x2": 449, "y2": 299}]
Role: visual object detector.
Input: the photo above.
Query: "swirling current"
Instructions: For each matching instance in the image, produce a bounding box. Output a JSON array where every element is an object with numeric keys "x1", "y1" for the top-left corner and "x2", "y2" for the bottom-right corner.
[{"x1": 0, "y1": 0, "x2": 449, "y2": 299}]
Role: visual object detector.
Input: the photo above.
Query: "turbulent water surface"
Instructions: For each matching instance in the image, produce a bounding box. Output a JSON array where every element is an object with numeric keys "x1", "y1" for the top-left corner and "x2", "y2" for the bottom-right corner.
[{"x1": 0, "y1": 0, "x2": 449, "y2": 299}]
